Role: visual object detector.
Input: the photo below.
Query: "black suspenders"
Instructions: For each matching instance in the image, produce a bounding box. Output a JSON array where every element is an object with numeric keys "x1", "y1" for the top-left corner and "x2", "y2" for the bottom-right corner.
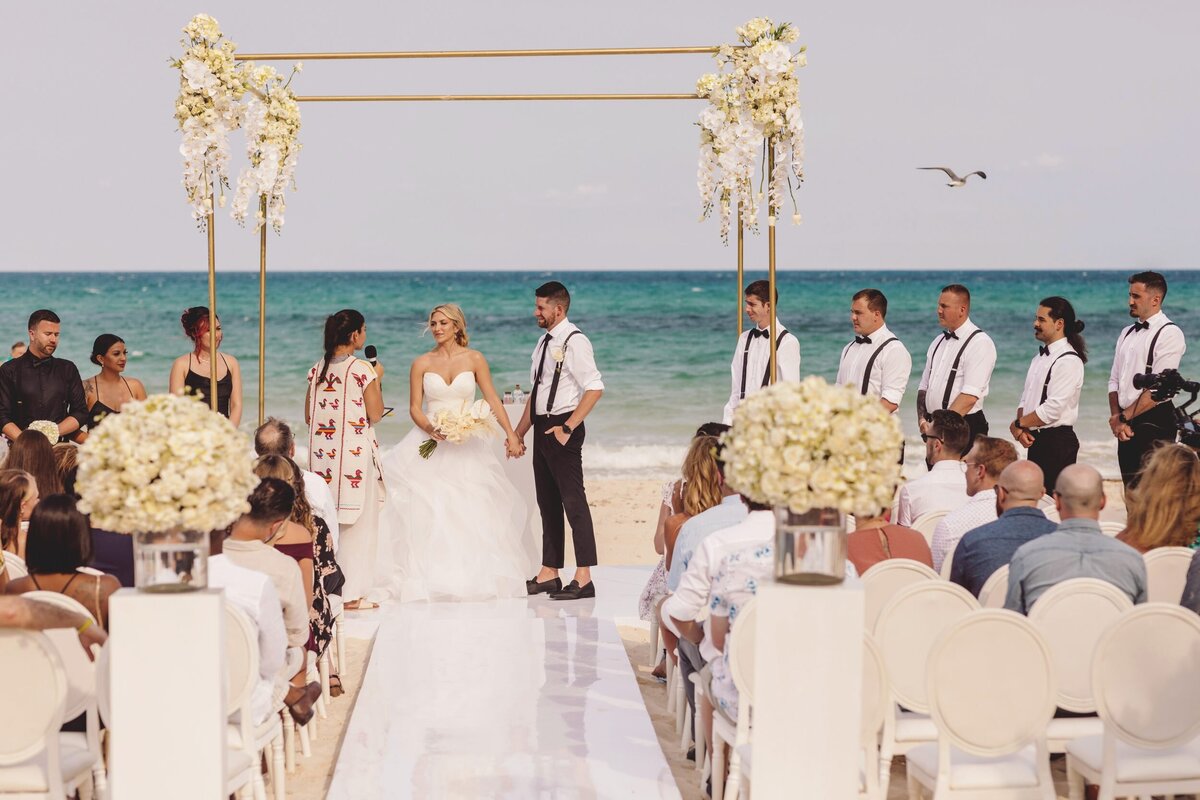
[
  {"x1": 531, "y1": 330, "x2": 582, "y2": 416},
  {"x1": 936, "y1": 329, "x2": 984, "y2": 409},
  {"x1": 859, "y1": 338, "x2": 899, "y2": 395},
  {"x1": 1038, "y1": 351, "x2": 1082, "y2": 405},
  {"x1": 739, "y1": 330, "x2": 791, "y2": 399}
]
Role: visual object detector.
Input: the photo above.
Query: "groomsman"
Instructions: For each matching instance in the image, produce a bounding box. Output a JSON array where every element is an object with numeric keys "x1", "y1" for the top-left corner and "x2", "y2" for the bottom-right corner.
[
  {"x1": 917, "y1": 284, "x2": 997, "y2": 446},
  {"x1": 1109, "y1": 271, "x2": 1186, "y2": 486},
  {"x1": 722, "y1": 280, "x2": 801, "y2": 424},
  {"x1": 1011, "y1": 297, "x2": 1087, "y2": 495},
  {"x1": 836, "y1": 289, "x2": 912, "y2": 414}
]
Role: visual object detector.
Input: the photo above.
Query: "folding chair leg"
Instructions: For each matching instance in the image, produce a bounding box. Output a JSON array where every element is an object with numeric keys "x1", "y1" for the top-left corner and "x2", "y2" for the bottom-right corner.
[
  {"x1": 318, "y1": 651, "x2": 331, "y2": 713},
  {"x1": 712, "y1": 737, "x2": 726, "y2": 800},
  {"x1": 335, "y1": 612, "x2": 346, "y2": 682},
  {"x1": 680, "y1": 702, "x2": 693, "y2": 753},
  {"x1": 271, "y1": 733, "x2": 286, "y2": 800},
  {"x1": 298, "y1": 720, "x2": 312, "y2": 758}
]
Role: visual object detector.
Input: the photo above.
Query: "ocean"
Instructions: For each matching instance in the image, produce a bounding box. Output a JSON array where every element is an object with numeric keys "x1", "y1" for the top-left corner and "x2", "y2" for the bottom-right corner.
[{"x1": 3, "y1": 270, "x2": 1198, "y2": 479}]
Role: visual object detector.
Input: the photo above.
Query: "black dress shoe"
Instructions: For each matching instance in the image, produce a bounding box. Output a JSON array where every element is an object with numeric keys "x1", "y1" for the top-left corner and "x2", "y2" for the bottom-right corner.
[
  {"x1": 526, "y1": 576, "x2": 562, "y2": 596},
  {"x1": 550, "y1": 580, "x2": 595, "y2": 601}
]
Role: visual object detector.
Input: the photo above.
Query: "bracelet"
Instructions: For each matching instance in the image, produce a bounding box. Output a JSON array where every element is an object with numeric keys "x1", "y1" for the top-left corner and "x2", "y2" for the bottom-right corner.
[{"x1": 76, "y1": 618, "x2": 93, "y2": 634}]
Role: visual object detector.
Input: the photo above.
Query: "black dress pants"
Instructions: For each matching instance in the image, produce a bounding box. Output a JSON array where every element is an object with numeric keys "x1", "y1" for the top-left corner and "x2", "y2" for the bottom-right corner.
[
  {"x1": 1118, "y1": 403, "x2": 1177, "y2": 487},
  {"x1": 1028, "y1": 426, "x2": 1079, "y2": 496},
  {"x1": 532, "y1": 412, "x2": 598, "y2": 568},
  {"x1": 963, "y1": 411, "x2": 989, "y2": 446}
]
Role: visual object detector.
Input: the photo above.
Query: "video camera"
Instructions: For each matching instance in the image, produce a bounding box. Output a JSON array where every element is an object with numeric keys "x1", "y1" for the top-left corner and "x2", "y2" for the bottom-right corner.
[{"x1": 1133, "y1": 369, "x2": 1200, "y2": 449}]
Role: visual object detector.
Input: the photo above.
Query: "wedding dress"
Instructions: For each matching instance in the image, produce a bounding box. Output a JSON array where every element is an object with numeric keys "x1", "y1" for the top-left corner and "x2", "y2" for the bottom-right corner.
[{"x1": 377, "y1": 371, "x2": 536, "y2": 603}]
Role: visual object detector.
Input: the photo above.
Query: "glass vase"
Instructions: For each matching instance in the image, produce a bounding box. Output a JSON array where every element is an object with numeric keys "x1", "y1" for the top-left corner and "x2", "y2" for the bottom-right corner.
[
  {"x1": 132, "y1": 529, "x2": 209, "y2": 593},
  {"x1": 773, "y1": 506, "x2": 847, "y2": 586}
]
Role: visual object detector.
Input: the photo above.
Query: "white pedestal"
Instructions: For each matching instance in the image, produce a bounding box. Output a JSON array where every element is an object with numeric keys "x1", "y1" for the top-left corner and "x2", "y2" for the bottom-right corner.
[
  {"x1": 751, "y1": 578, "x2": 864, "y2": 799},
  {"x1": 108, "y1": 588, "x2": 226, "y2": 799}
]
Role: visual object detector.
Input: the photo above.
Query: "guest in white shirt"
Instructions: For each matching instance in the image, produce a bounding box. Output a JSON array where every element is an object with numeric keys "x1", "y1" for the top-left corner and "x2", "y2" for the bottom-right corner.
[
  {"x1": 254, "y1": 417, "x2": 340, "y2": 553},
  {"x1": 893, "y1": 409, "x2": 971, "y2": 527},
  {"x1": 1108, "y1": 271, "x2": 1187, "y2": 486},
  {"x1": 1011, "y1": 297, "x2": 1087, "y2": 494},
  {"x1": 722, "y1": 280, "x2": 801, "y2": 424},
  {"x1": 917, "y1": 284, "x2": 998, "y2": 446},
  {"x1": 221, "y1": 477, "x2": 321, "y2": 726},
  {"x1": 931, "y1": 437, "x2": 1018, "y2": 572},
  {"x1": 836, "y1": 288, "x2": 912, "y2": 414}
]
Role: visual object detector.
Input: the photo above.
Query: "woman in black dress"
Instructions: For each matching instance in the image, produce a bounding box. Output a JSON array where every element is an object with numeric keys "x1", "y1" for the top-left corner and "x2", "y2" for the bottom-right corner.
[
  {"x1": 75, "y1": 334, "x2": 147, "y2": 443},
  {"x1": 168, "y1": 307, "x2": 243, "y2": 425}
]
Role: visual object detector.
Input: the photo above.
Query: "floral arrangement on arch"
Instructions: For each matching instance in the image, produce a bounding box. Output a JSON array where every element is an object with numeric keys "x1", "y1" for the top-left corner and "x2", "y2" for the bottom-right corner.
[
  {"x1": 721, "y1": 378, "x2": 903, "y2": 516},
  {"x1": 232, "y1": 63, "x2": 303, "y2": 233},
  {"x1": 171, "y1": 14, "x2": 250, "y2": 229},
  {"x1": 418, "y1": 400, "x2": 498, "y2": 459},
  {"x1": 696, "y1": 17, "x2": 807, "y2": 243},
  {"x1": 76, "y1": 393, "x2": 259, "y2": 534}
]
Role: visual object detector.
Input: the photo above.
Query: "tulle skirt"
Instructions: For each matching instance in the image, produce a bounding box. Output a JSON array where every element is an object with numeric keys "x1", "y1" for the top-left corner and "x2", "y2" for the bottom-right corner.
[{"x1": 377, "y1": 427, "x2": 536, "y2": 603}]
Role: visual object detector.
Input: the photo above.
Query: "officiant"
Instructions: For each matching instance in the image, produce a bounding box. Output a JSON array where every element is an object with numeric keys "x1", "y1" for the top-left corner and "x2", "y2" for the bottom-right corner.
[
  {"x1": 722, "y1": 280, "x2": 801, "y2": 424},
  {"x1": 0, "y1": 310, "x2": 88, "y2": 444}
]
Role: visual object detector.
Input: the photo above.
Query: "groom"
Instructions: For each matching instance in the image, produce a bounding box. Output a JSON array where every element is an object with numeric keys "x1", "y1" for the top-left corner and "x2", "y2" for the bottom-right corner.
[{"x1": 515, "y1": 281, "x2": 605, "y2": 600}]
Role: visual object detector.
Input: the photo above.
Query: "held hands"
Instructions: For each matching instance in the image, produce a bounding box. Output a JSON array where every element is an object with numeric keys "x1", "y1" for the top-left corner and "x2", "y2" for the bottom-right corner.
[{"x1": 505, "y1": 432, "x2": 526, "y2": 459}]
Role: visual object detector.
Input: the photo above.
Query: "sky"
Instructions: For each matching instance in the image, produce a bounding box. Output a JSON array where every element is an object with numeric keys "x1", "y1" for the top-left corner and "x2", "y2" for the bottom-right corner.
[{"x1": 1, "y1": 1, "x2": 1197, "y2": 272}]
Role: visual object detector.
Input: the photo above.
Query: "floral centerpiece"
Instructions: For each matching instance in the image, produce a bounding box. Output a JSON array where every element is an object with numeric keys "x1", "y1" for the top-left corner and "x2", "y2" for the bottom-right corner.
[
  {"x1": 77, "y1": 393, "x2": 259, "y2": 591},
  {"x1": 27, "y1": 420, "x2": 61, "y2": 444},
  {"x1": 232, "y1": 63, "x2": 303, "y2": 233},
  {"x1": 171, "y1": 14, "x2": 250, "y2": 229},
  {"x1": 722, "y1": 377, "x2": 904, "y2": 583},
  {"x1": 697, "y1": 17, "x2": 807, "y2": 243},
  {"x1": 418, "y1": 400, "x2": 499, "y2": 459}
]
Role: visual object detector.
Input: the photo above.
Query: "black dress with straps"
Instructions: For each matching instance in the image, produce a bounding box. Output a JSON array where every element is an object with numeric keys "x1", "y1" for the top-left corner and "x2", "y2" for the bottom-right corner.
[
  {"x1": 85, "y1": 376, "x2": 135, "y2": 431},
  {"x1": 184, "y1": 354, "x2": 233, "y2": 418}
]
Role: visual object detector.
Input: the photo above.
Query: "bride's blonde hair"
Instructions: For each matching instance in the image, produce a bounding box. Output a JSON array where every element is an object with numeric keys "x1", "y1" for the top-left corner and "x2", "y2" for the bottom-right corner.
[{"x1": 429, "y1": 304, "x2": 469, "y2": 347}]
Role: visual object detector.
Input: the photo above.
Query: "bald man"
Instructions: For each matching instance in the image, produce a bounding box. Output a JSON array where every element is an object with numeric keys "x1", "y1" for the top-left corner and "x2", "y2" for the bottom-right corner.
[
  {"x1": 948, "y1": 461, "x2": 1057, "y2": 597},
  {"x1": 1004, "y1": 464, "x2": 1147, "y2": 613}
]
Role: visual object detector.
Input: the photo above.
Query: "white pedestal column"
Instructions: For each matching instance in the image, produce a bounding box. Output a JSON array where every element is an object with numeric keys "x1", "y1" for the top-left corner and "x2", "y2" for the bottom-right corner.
[
  {"x1": 108, "y1": 588, "x2": 226, "y2": 799},
  {"x1": 751, "y1": 577, "x2": 864, "y2": 799}
]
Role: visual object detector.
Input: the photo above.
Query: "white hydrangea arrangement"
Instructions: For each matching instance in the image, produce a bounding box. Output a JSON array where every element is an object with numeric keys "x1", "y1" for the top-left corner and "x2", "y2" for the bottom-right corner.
[
  {"x1": 232, "y1": 63, "x2": 303, "y2": 233},
  {"x1": 418, "y1": 399, "x2": 498, "y2": 459},
  {"x1": 76, "y1": 393, "x2": 259, "y2": 534},
  {"x1": 722, "y1": 377, "x2": 904, "y2": 515},
  {"x1": 171, "y1": 14, "x2": 250, "y2": 229},
  {"x1": 697, "y1": 17, "x2": 807, "y2": 243},
  {"x1": 27, "y1": 420, "x2": 60, "y2": 443}
]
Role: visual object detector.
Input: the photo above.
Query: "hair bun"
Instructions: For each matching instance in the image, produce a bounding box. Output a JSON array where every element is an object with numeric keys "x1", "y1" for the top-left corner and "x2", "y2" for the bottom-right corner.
[{"x1": 1074, "y1": 320, "x2": 1085, "y2": 333}]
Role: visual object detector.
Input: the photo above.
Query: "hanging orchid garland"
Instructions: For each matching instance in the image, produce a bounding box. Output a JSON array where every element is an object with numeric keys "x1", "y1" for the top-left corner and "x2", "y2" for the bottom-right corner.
[
  {"x1": 697, "y1": 18, "x2": 807, "y2": 243},
  {"x1": 232, "y1": 64, "x2": 303, "y2": 233},
  {"x1": 170, "y1": 14, "x2": 250, "y2": 230}
]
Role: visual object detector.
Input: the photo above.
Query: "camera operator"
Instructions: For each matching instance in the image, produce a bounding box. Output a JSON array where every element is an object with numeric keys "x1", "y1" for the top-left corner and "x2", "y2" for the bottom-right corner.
[{"x1": 1108, "y1": 271, "x2": 1187, "y2": 487}]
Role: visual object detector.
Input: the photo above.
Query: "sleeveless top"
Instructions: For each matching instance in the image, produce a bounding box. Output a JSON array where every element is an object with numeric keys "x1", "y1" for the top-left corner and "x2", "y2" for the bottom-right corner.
[
  {"x1": 31, "y1": 571, "x2": 107, "y2": 629},
  {"x1": 85, "y1": 376, "x2": 135, "y2": 430},
  {"x1": 184, "y1": 354, "x2": 233, "y2": 418}
]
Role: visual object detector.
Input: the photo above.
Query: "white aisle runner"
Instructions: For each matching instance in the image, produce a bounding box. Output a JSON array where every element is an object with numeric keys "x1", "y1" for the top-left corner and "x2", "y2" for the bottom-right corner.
[{"x1": 328, "y1": 566, "x2": 681, "y2": 799}]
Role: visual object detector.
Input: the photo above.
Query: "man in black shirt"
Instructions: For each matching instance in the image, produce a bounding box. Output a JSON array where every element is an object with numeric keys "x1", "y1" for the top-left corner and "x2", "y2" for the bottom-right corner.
[{"x1": 0, "y1": 310, "x2": 87, "y2": 443}]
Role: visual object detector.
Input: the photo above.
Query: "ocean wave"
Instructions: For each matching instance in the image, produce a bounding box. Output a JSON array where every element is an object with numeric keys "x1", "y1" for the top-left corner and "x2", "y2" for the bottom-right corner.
[{"x1": 583, "y1": 443, "x2": 686, "y2": 478}]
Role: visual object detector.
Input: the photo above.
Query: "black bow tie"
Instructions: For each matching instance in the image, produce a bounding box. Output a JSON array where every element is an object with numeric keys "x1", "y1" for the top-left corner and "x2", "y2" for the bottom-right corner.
[
  {"x1": 1132, "y1": 321, "x2": 1150, "y2": 332},
  {"x1": 943, "y1": 330, "x2": 958, "y2": 340},
  {"x1": 749, "y1": 328, "x2": 770, "y2": 339},
  {"x1": 855, "y1": 335, "x2": 872, "y2": 345},
  {"x1": 1039, "y1": 345, "x2": 1050, "y2": 357}
]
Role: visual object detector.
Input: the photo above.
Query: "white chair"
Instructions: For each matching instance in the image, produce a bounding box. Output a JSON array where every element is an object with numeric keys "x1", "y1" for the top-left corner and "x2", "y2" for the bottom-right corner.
[
  {"x1": 1027, "y1": 579, "x2": 1133, "y2": 752},
  {"x1": 939, "y1": 544, "x2": 956, "y2": 580},
  {"x1": 875, "y1": 581, "x2": 979, "y2": 794},
  {"x1": 906, "y1": 610, "x2": 1058, "y2": 799},
  {"x1": 712, "y1": 598, "x2": 757, "y2": 800},
  {"x1": 861, "y1": 559, "x2": 939, "y2": 634},
  {"x1": 1098, "y1": 520, "x2": 1125, "y2": 538},
  {"x1": 1042, "y1": 505, "x2": 1061, "y2": 523},
  {"x1": 1142, "y1": 546, "x2": 1194, "y2": 603},
  {"x1": 0, "y1": 630, "x2": 96, "y2": 798},
  {"x1": 1066, "y1": 604, "x2": 1200, "y2": 799},
  {"x1": 860, "y1": 633, "x2": 891, "y2": 800},
  {"x1": 224, "y1": 604, "x2": 281, "y2": 800},
  {"x1": 977, "y1": 565, "x2": 1010, "y2": 609},
  {"x1": 911, "y1": 511, "x2": 948, "y2": 547},
  {"x1": 3, "y1": 552, "x2": 28, "y2": 579}
]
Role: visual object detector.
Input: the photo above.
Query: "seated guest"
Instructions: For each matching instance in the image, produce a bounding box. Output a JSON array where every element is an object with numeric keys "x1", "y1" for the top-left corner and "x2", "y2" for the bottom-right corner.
[
  {"x1": 219, "y1": 477, "x2": 320, "y2": 725},
  {"x1": 254, "y1": 417, "x2": 340, "y2": 552},
  {"x1": 2, "y1": 429, "x2": 64, "y2": 496},
  {"x1": 847, "y1": 504, "x2": 933, "y2": 575},
  {"x1": 0, "y1": 469, "x2": 38, "y2": 569},
  {"x1": 209, "y1": 551, "x2": 288, "y2": 725},
  {"x1": 0, "y1": 594, "x2": 107, "y2": 657},
  {"x1": 52, "y1": 443, "x2": 79, "y2": 497},
  {"x1": 1117, "y1": 444, "x2": 1200, "y2": 552},
  {"x1": 893, "y1": 409, "x2": 970, "y2": 526},
  {"x1": 1005, "y1": 464, "x2": 1147, "y2": 614},
  {"x1": 931, "y1": 437, "x2": 1018, "y2": 572},
  {"x1": 1182, "y1": 550, "x2": 1200, "y2": 616},
  {"x1": 665, "y1": 435, "x2": 734, "y2": 587},
  {"x1": 75, "y1": 333, "x2": 148, "y2": 443},
  {"x1": 950, "y1": 461, "x2": 1057, "y2": 597},
  {"x1": 5, "y1": 495, "x2": 121, "y2": 630}
]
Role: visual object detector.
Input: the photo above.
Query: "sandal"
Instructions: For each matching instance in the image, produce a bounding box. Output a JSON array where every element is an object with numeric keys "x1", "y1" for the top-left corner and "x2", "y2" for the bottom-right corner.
[
  {"x1": 344, "y1": 599, "x2": 379, "y2": 611},
  {"x1": 329, "y1": 675, "x2": 344, "y2": 698}
]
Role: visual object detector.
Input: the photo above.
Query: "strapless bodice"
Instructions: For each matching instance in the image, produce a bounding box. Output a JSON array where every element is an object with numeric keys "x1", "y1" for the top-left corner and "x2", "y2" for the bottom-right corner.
[{"x1": 424, "y1": 371, "x2": 477, "y2": 413}]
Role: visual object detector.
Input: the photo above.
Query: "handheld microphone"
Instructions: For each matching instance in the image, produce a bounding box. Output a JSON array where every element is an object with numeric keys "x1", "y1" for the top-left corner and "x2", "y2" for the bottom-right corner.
[{"x1": 364, "y1": 345, "x2": 378, "y2": 367}]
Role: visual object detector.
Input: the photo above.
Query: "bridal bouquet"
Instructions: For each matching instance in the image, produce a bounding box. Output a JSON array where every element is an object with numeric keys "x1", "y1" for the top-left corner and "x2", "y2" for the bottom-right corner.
[
  {"x1": 721, "y1": 377, "x2": 903, "y2": 515},
  {"x1": 27, "y1": 420, "x2": 60, "y2": 443},
  {"x1": 418, "y1": 400, "x2": 498, "y2": 459},
  {"x1": 76, "y1": 393, "x2": 259, "y2": 534}
]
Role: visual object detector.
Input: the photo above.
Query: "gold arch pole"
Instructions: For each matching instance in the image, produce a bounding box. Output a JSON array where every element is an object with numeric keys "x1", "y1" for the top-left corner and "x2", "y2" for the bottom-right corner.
[
  {"x1": 737, "y1": 204, "x2": 745, "y2": 337},
  {"x1": 235, "y1": 46, "x2": 721, "y2": 61},
  {"x1": 767, "y1": 139, "x2": 778, "y2": 384},
  {"x1": 204, "y1": 174, "x2": 219, "y2": 413},
  {"x1": 258, "y1": 196, "x2": 268, "y2": 427}
]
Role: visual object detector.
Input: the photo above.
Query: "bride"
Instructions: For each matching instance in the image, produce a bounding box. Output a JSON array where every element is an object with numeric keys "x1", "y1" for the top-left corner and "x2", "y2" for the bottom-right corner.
[{"x1": 377, "y1": 304, "x2": 537, "y2": 603}]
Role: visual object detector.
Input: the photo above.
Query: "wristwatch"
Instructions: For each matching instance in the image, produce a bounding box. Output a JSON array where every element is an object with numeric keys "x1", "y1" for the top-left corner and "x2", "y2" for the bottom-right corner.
[
  {"x1": 1118, "y1": 412, "x2": 1129, "y2": 424},
  {"x1": 561, "y1": 423, "x2": 573, "y2": 435}
]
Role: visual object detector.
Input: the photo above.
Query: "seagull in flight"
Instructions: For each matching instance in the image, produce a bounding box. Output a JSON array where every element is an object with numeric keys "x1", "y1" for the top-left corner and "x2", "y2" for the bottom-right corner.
[{"x1": 918, "y1": 167, "x2": 987, "y2": 187}]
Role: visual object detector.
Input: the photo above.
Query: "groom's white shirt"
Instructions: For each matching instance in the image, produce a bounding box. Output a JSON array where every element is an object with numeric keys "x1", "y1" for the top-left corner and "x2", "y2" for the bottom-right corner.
[{"x1": 530, "y1": 318, "x2": 604, "y2": 416}]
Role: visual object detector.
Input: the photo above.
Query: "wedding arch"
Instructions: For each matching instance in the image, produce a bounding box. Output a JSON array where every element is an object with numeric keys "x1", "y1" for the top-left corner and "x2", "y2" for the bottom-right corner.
[{"x1": 176, "y1": 18, "x2": 805, "y2": 422}]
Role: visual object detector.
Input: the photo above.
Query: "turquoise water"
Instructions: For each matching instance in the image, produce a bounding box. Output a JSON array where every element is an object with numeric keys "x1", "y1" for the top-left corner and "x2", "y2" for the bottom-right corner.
[{"x1": 3, "y1": 270, "x2": 1197, "y2": 476}]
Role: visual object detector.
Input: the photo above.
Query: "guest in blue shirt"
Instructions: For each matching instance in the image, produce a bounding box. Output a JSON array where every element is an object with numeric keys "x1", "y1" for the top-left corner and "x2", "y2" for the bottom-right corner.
[
  {"x1": 950, "y1": 460, "x2": 1057, "y2": 597},
  {"x1": 667, "y1": 490, "x2": 748, "y2": 592},
  {"x1": 1005, "y1": 464, "x2": 1147, "y2": 614}
]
